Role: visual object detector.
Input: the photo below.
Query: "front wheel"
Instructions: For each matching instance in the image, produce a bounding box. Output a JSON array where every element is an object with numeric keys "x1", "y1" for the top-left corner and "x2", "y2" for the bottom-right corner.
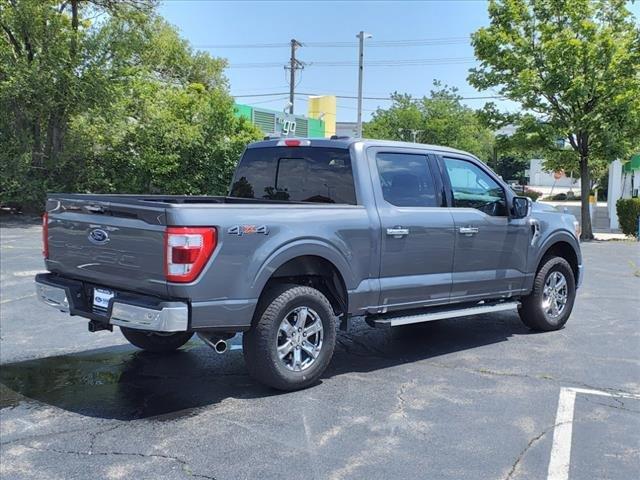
[
  {"x1": 519, "y1": 256, "x2": 576, "y2": 331},
  {"x1": 243, "y1": 285, "x2": 337, "y2": 391},
  {"x1": 120, "y1": 327, "x2": 193, "y2": 353}
]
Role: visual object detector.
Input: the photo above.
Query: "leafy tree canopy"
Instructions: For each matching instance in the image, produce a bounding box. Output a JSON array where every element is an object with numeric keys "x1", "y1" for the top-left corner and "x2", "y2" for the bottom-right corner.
[
  {"x1": 364, "y1": 83, "x2": 495, "y2": 162},
  {"x1": 0, "y1": 0, "x2": 262, "y2": 209},
  {"x1": 468, "y1": 0, "x2": 640, "y2": 239}
]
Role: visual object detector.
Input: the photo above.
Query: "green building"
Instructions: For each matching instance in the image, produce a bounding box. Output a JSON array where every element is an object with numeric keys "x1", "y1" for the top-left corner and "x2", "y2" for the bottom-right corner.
[{"x1": 234, "y1": 103, "x2": 325, "y2": 138}]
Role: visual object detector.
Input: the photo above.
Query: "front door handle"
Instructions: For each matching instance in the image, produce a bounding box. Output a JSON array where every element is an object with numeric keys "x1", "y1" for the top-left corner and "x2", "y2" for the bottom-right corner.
[
  {"x1": 386, "y1": 227, "x2": 410, "y2": 237},
  {"x1": 458, "y1": 226, "x2": 479, "y2": 236}
]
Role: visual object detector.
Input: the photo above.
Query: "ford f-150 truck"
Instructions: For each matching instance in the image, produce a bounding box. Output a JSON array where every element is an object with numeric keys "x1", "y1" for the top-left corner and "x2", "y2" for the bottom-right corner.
[{"x1": 36, "y1": 137, "x2": 583, "y2": 390}]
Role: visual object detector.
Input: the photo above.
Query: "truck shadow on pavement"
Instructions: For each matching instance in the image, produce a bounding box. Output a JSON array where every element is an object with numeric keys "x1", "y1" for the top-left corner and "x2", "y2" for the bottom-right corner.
[{"x1": 0, "y1": 312, "x2": 535, "y2": 421}]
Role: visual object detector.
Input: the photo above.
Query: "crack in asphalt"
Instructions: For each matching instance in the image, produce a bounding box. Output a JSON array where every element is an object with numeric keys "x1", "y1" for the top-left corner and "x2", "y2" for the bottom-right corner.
[
  {"x1": 19, "y1": 444, "x2": 217, "y2": 480},
  {"x1": 1, "y1": 425, "x2": 107, "y2": 448},
  {"x1": 393, "y1": 380, "x2": 415, "y2": 421},
  {"x1": 504, "y1": 421, "x2": 571, "y2": 480},
  {"x1": 582, "y1": 395, "x2": 640, "y2": 414},
  {"x1": 88, "y1": 424, "x2": 122, "y2": 454},
  {"x1": 335, "y1": 331, "x2": 639, "y2": 399},
  {"x1": 422, "y1": 360, "x2": 640, "y2": 399}
]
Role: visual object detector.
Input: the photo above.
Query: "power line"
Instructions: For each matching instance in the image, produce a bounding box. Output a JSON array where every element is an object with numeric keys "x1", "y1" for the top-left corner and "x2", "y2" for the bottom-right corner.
[
  {"x1": 306, "y1": 37, "x2": 470, "y2": 48},
  {"x1": 228, "y1": 56, "x2": 476, "y2": 69},
  {"x1": 243, "y1": 96, "x2": 290, "y2": 106},
  {"x1": 232, "y1": 92, "x2": 505, "y2": 101},
  {"x1": 195, "y1": 36, "x2": 470, "y2": 49},
  {"x1": 232, "y1": 84, "x2": 290, "y2": 93}
]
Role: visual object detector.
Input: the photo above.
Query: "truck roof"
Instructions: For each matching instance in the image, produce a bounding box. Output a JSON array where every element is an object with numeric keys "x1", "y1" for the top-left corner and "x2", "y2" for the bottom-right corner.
[{"x1": 246, "y1": 137, "x2": 476, "y2": 158}]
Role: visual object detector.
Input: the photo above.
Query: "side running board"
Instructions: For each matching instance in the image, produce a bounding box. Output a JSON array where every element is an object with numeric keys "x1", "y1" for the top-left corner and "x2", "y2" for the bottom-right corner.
[{"x1": 368, "y1": 301, "x2": 520, "y2": 328}]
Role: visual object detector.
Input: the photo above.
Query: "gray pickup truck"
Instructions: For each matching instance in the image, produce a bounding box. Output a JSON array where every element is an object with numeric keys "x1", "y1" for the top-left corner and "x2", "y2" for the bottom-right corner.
[{"x1": 36, "y1": 137, "x2": 583, "y2": 390}]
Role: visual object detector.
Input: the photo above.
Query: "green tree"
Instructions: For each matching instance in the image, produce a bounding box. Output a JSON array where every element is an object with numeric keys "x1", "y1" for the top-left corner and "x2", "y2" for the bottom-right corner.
[
  {"x1": 469, "y1": 0, "x2": 640, "y2": 240},
  {"x1": 0, "y1": 0, "x2": 261, "y2": 210},
  {"x1": 364, "y1": 83, "x2": 495, "y2": 162}
]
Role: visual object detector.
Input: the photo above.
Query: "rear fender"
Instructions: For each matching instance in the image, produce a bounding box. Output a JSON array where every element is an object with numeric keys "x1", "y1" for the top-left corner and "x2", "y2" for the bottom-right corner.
[{"x1": 251, "y1": 239, "x2": 357, "y2": 301}]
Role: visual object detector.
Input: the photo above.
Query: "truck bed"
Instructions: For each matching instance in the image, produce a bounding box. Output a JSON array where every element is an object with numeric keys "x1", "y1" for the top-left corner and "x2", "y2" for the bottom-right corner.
[{"x1": 47, "y1": 193, "x2": 318, "y2": 207}]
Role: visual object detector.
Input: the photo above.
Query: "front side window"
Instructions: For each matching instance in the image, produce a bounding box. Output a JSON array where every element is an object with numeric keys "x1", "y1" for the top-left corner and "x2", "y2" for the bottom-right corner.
[
  {"x1": 376, "y1": 152, "x2": 438, "y2": 207},
  {"x1": 444, "y1": 157, "x2": 506, "y2": 216},
  {"x1": 230, "y1": 147, "x2": 356, "y2": 204}
]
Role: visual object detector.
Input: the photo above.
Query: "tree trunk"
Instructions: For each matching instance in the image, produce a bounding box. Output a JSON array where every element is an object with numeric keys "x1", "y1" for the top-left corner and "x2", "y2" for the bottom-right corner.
[
  {"x1": 70, "y1": 0, "x2": 78, "y2": 57},
  {"x1": 31, "y1": 118, "x2": 42, "y2": 166},
  {"x1": 45, "y1": 111, "x2": 66, "y2": 165},
  {"x1": 579, "y1": 155, "x2": 594, "y2": 241}
]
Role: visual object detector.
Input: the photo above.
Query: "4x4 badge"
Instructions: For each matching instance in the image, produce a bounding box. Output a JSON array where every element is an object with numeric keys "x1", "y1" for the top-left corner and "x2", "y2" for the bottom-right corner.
[{"x1": 227, "y1": 225, "x2": 269, "y2": 236}]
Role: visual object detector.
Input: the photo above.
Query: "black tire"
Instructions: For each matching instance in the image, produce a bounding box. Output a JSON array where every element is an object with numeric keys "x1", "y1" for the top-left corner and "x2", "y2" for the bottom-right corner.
[
  {"x1": 120, "y1": 327, "x2": 193, "y2": 353},
  {"x1": 519, "y1": 256, "x2": 576, "y2": 331},
  {"x1": 243, "y1": 285, "x2": 337, "y2": 391}
]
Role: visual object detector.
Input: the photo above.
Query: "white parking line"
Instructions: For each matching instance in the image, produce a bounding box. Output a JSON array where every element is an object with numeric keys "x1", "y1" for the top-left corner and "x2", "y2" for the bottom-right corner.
[
  {"x1": 0, "y1": 293, "x2": 36, "y2": 304},
  {"x1": 547, "y1": 387, "x2": 640, "y2": 480}
]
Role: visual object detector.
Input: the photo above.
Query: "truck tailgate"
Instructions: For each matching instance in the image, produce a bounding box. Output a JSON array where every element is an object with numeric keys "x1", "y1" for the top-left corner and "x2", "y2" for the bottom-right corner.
[{"x1": 45, "y1": 196, "x2": 168, "y2": 297}]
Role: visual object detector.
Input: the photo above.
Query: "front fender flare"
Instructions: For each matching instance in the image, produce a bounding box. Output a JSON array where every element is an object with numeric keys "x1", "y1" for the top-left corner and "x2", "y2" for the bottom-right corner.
[{"x1": 534, "y1": 230, "x2": 581, "y2": 269}]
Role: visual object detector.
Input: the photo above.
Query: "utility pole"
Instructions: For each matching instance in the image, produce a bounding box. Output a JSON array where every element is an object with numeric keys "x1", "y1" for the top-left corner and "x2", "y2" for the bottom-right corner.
[
  {"x1": 287, "y1": 39, "x2": 303, "y2": 115},
  {"x1": 398, "y1": 128, "x2": 423, "y2": 143},
  {"x1": 356, "y1": 31, "x2": 372, "y2": 138},
  {"x1": 410, "y1": 129, "x2": 423, "y2": 143}
]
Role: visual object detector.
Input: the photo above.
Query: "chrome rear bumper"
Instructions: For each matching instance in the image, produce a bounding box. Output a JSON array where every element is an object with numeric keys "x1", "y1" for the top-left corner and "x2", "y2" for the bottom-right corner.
[
  {"x1": 110, "y1": 302, "x2": 188, "y2": 332},
  {"x1": 36, "y1": 282, "x2": 70, "y2": 312},
  {"x1": 35, "y1": 274, "x2": 189, "y2": 333}
]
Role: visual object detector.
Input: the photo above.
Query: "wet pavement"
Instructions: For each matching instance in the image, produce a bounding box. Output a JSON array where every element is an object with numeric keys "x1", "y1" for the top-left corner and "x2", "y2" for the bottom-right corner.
[{"x1": 1, "y1": 220, "x2": 639, "y2": 479}]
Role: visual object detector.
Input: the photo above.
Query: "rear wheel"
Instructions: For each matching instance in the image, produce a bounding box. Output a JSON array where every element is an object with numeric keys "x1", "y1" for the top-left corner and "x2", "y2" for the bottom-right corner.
[
  {"x1": 120, "y1": 327, "x2": 193, "y2": 353},
  {"x1": 519, "y1": 256, "x2": 576, "y2": 331},
  {"x1": 243, "y1": 285, "x2": 337, "y2": 391}
]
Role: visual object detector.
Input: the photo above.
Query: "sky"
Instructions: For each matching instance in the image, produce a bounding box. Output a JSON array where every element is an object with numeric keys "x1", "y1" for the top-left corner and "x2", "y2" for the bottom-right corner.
[{"x1": 159, "y1": 0, "x2": 640, "y2": 123}]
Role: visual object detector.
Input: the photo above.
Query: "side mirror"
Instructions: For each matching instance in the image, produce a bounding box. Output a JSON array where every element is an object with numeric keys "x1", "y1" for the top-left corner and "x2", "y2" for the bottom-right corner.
[{"x1": 511, "y1": 196, "x2": 531, "y2": 219}]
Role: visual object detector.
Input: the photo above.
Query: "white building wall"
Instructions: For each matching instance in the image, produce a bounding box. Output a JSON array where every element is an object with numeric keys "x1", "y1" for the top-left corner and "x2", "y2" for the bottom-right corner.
[
  {"x1": 607, "y1": 160, "x2": 623, "y2": 230},
  {"x1": 528, "y1": 159, "x2": 580, "y2": 188}
]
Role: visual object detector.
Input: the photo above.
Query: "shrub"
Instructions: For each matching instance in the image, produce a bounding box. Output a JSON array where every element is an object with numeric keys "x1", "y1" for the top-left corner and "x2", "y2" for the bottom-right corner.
[
  {"x1": 552, "y1": 193, "x2": 567, "y2": 201},
  {"x1": 521, "y1": 189, "x2": 542, "y2": 201},
  {"x1": 616, "y1": 198, "x2": 640, "y2": 237}
]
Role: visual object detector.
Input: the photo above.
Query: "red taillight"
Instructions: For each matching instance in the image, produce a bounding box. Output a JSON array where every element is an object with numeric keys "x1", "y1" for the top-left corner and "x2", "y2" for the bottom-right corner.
[
  {"x1": 164, "y1": 227, "x2": 216, "y2": 283},
  {"x1": 284, "y1": 139, "x2": 301, "y2": 147},
  {"x1": 42, "y1": 212, "x2": 49, "y2": 258}
]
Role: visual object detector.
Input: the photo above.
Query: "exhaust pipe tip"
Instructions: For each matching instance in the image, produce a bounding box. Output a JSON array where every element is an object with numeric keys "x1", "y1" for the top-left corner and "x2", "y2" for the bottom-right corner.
[
  {"x1": 197, "y1": 332, "x2": 232, "y2": 354},
  {"x1": 214, "y1": 339, "x2": 227, "y2": 354}
]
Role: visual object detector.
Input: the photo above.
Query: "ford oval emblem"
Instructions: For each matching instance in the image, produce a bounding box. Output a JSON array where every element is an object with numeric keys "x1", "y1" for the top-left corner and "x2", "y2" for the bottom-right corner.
[{"x1": 88, "y1": 228, "x2": 110, "y2": 245}]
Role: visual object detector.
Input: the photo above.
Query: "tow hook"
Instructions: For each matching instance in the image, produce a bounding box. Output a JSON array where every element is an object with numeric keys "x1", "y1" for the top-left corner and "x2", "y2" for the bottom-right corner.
[{"x1": 197, "y1": 332, "x2": 234, "y2": 354}]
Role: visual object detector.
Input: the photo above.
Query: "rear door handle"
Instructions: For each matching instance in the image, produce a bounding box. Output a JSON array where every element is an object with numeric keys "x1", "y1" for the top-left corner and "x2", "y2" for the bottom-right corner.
[
  {"x1": 458, "y1": 226, "x2": 479, "y2": 236},
  {"x1": 386, "y1": 227, "x2": 409, "y2": 237}
]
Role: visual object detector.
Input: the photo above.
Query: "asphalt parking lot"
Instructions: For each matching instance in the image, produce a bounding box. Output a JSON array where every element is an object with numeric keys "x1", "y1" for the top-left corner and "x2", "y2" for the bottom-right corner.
[{"x1": 1, "y1": 220, "x2": 639, "y2": 480}]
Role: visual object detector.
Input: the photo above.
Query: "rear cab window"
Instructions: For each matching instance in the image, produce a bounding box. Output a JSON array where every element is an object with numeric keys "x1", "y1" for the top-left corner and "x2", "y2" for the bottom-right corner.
[{"x1": 230, "y1": 147, "x2": 357, "y2": 204}]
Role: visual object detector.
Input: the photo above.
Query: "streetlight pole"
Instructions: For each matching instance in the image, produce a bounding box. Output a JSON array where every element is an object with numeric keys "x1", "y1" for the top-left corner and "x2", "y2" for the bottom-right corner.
[{"x1": 356, "y1": 31, "x2": 372, "y2": 138}]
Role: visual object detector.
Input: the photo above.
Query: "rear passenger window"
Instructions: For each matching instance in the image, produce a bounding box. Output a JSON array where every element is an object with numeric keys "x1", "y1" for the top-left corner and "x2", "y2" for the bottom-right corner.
[{"x1": 376, "y1": 152, "x2": 438, "y2": 207}]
